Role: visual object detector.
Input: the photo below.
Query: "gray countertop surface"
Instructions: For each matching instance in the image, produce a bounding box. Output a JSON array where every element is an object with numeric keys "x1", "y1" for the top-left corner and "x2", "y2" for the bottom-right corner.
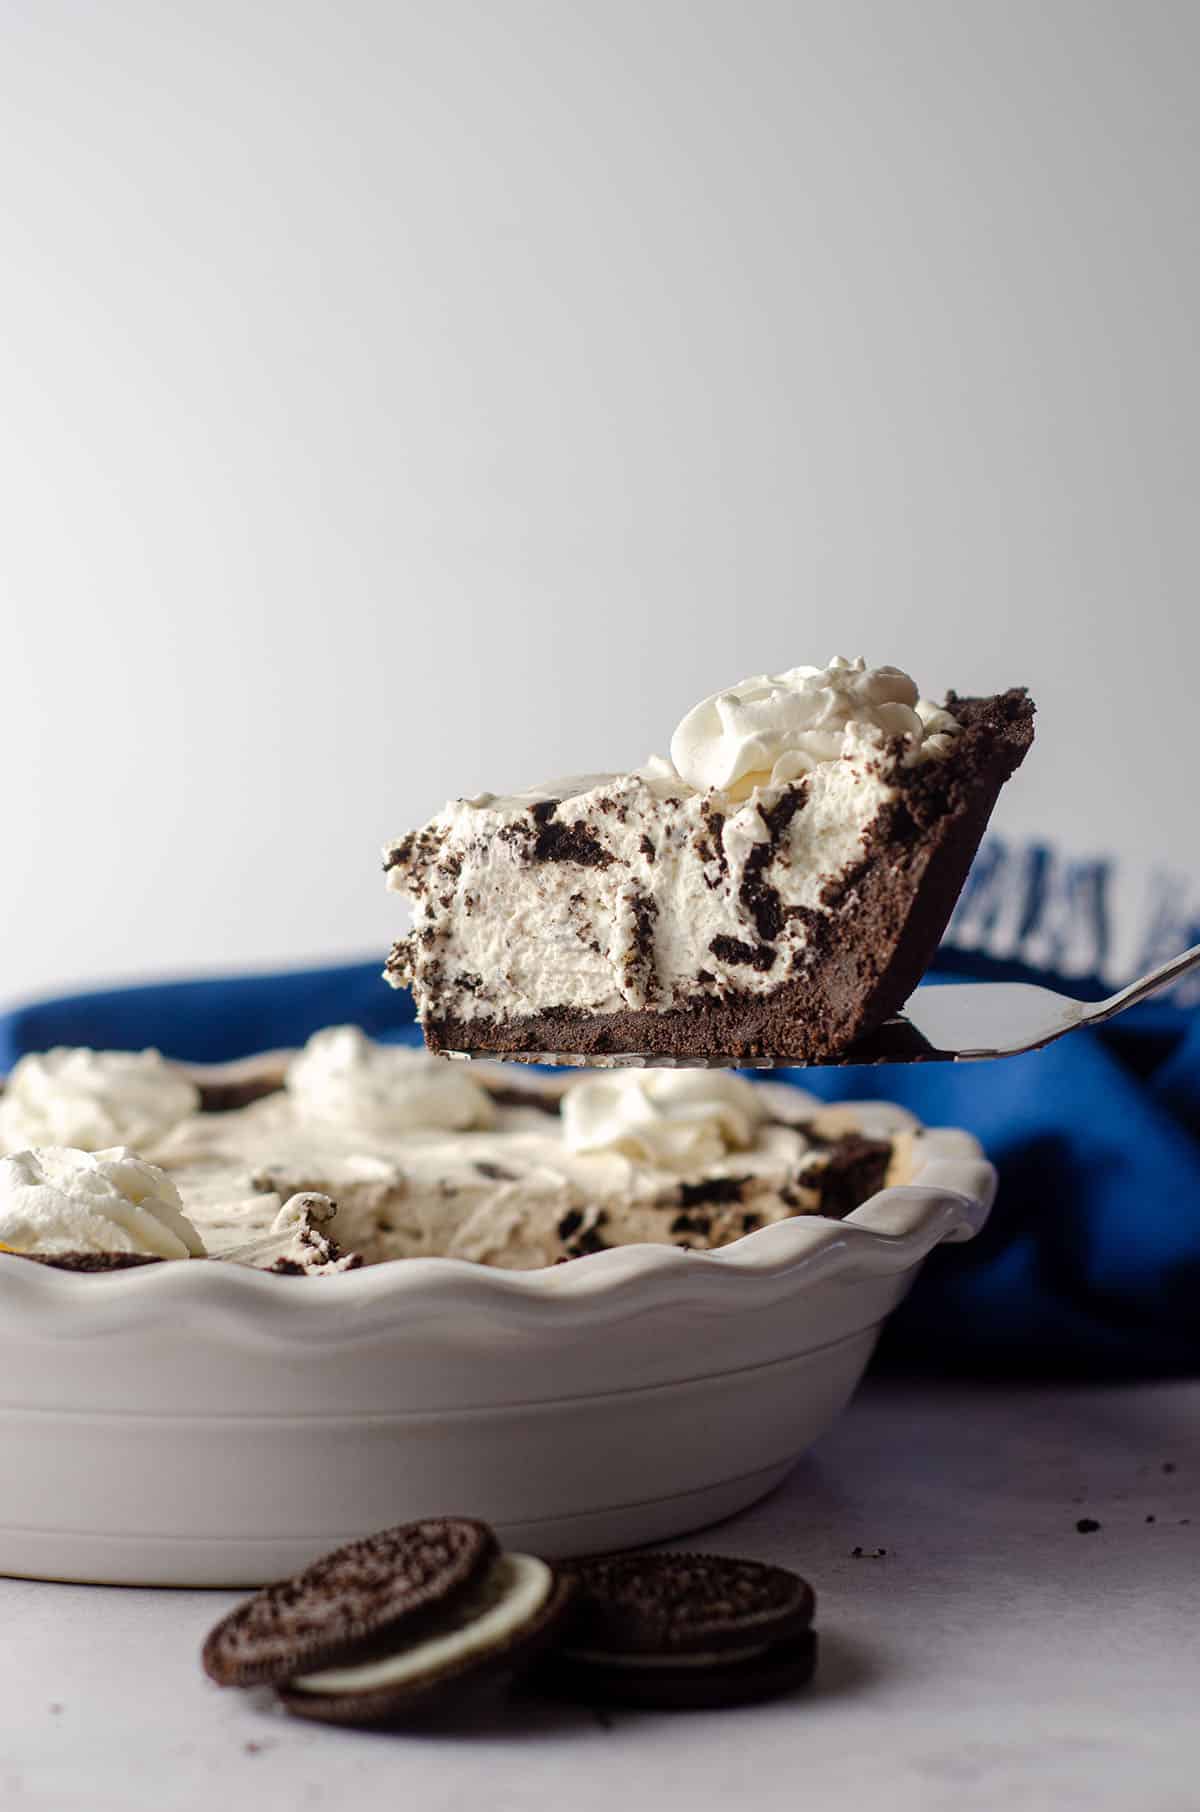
[{"x1": 3, "y1": 1376, "x2": 1195, "y2": 1812}]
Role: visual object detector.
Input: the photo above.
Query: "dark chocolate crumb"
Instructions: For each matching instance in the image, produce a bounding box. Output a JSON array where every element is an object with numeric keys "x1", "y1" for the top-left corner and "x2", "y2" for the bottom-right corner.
[
  {"x1": 850, "y1": 1546, "x2": 888, "y2": 1559},
  {"x1": 670, "y1": 1211, "x2": 711, "y2": 1237},
  {"x1": 19, "y1": 1251, "x2": 163, "y2": 1273},
  {"x1": 196, "y1": 1074, "x2": 284, "y2": 1113},
  {"x1": 759, "y1": 783, "x2": 808, "y2": 844},
  {"x1": 678, "y1": 1175, "x2": 749, "y2": 1208},
  {"x1": 529, "y1": 801, "x2": 614, "y2": 868},
  {"x1": 556, "y1": 1209, "x2": 584, "y2": 1242},
  {"x1": 487, "y1": 1086, "x2": 562, "y2": 1118},
  {"x1": 820, "y1": 856, "x2": 871, "y2": 910},
  {"x1": 382, "y1": 834, "x2": 415, "y2": 871},
  {"x1": 639, "y1": 835, "x2": 655, "y2": 860},
  {"x1": 740, "y1": 1211, "x2": 762, "y2": 1234},
  {"x1": 792, "y1": 1119, "x2": 834, "y2": 1150},
  {"x1": 620, "y1": 890, "x2": 661, "y2": 1003},
  {"x1": 812, "y1": 1136, "x2": 892, "y2": 1219},
  {"x1": 738, "y1": 846, "x2": 783, "y2": 941},
  {"x1": 475, "y1": 1162, "x2": 517, "y2": 1182},
  {"x1": 732, "y1": 786, "x2": 806, "y2": 941},
  {"x1": 568, "y1": 1223, "x2": 609, "y2": 1257},
  {"x1": 1075, "y1": 1518, "x2": 1101, "y2": 1534},
  {"x1": 697, "y1": 805, "x2": 728, "y2": 881},
  {"x1": 1163, "y1": 1462, "x2": 1177, "y2": 1474},
  {"x1": 709, "y1": 934, "x2": 776, "y2": 972},
  {"x1": 1146, "y1": 1514, "x2": 1156, "y2": 1524}
]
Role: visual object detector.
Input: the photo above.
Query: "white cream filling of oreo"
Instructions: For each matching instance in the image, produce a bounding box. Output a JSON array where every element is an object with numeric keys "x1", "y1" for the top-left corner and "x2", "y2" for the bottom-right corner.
[{"x1": 289, "y1": 1553, "x2": 552, "y2": 1695}]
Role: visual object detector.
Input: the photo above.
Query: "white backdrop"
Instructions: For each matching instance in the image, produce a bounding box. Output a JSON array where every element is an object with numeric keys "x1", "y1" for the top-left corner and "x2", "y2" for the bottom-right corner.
[{"x1": 2, "y1": 0, "x2": 1197, "y2": 1006}]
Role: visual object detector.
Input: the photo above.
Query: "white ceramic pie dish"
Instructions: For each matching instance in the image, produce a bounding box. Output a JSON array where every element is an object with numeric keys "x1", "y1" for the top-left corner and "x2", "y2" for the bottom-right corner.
[{"x1": 0, "y1": 1117, "x2": 993, "y2": 1588}]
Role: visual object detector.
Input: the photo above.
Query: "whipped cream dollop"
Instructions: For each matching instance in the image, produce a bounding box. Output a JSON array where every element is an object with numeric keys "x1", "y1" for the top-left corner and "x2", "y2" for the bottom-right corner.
[
  {"x1": 667, "y1": 656, "x2": 961, "y2": 801},
  {"x1": 562, "y1": 1070, "x2": 767, "y2": 1171},
  {"x1": 0, "y1": 1047, "x2": 200, "y2": 1155},
  {"x1": 286, "y1": 1026, "x2": 495, "y2": 1134},
  {"x1": 0, "y1": 1147, "x2": 207, "y2": 1258}
]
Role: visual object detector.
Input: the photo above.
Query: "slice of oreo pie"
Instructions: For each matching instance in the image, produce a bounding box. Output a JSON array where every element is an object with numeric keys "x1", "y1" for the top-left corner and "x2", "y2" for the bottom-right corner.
[{"x1": 536, "y1": 1550, "x2": 818, "y2": 1710}]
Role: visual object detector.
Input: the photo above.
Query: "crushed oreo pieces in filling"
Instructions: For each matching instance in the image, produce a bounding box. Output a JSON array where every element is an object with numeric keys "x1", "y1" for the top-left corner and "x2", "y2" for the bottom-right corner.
[{"x1": 1, "y1": 1037, "x2": 923, "y2": 1273}]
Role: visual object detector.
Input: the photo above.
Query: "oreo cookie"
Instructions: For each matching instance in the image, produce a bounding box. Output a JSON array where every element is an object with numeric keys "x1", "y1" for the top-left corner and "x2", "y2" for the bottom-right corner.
[
  {"x1": 203, "y1": 1518, "x2": 497, "y2": 1686},
  {"x1": 202, "y1": 1517, "x2": 573, "y2": 1726},
  {"x1": 280, "y1": 1551, "x2": 574, "y2": 1726},
  {"x1": 538, "y1": 1551, "x2": 817, "y2": 1710}
]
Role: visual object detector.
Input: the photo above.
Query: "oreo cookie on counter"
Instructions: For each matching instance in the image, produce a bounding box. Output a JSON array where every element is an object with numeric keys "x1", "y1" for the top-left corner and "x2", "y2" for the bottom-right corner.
[
  {"x1": 202, "y1": 1517, "x2": 573, "y2": 1726},
  {"x1": 538, "y1": 1550, "x2": 818, "y2": 1710}
]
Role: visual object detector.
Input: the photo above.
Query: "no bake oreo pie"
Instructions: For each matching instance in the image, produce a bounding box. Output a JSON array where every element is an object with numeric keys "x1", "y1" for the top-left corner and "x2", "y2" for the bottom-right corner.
[
  {"x1": 0, "y1": 1029, "x2": 966, "y2": 1270},
  {"x1": 384, "y1": 658, "x2": 1034, "y2": 1063}
]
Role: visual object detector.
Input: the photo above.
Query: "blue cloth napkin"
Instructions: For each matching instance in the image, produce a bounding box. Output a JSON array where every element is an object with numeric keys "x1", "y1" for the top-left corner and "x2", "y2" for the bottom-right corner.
[{"x1": 2, "y1": 951, "x2": 1196, "y2": 1379}]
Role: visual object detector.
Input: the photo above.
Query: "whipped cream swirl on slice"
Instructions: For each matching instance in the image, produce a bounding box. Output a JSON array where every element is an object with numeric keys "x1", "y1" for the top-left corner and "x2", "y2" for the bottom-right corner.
[
  {"x1": 286, "y1": 1026, "x2": 495, "y2": 1133},
  {"x1": 668, "y1": 656, "x2": 961, "y2": 801},
  {"x1": 0, "y1": 1147, "x2": 207, "y2": 1258},
  {"x1": 562, "y1": 1070, "x2": 767, "y2": 1171},
  {"x1": 0, "y1": 1047, "x2": 201, "y2": 1156}
]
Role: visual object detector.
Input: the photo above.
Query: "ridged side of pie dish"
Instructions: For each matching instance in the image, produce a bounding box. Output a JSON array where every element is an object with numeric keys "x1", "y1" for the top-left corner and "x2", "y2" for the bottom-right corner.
[{"x1": 0, "y1": 1134, "x2": 992, "y2": 1586}]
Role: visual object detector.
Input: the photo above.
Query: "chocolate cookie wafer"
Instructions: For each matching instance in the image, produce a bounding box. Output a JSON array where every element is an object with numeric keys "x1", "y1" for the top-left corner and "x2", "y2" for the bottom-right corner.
[
  {"x1": 202, "y1": 1517, "x2": 497, "y2": 1686},
  {"x1": 538, "y1": 1550, "x2": 818, "y2": 1710}
]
